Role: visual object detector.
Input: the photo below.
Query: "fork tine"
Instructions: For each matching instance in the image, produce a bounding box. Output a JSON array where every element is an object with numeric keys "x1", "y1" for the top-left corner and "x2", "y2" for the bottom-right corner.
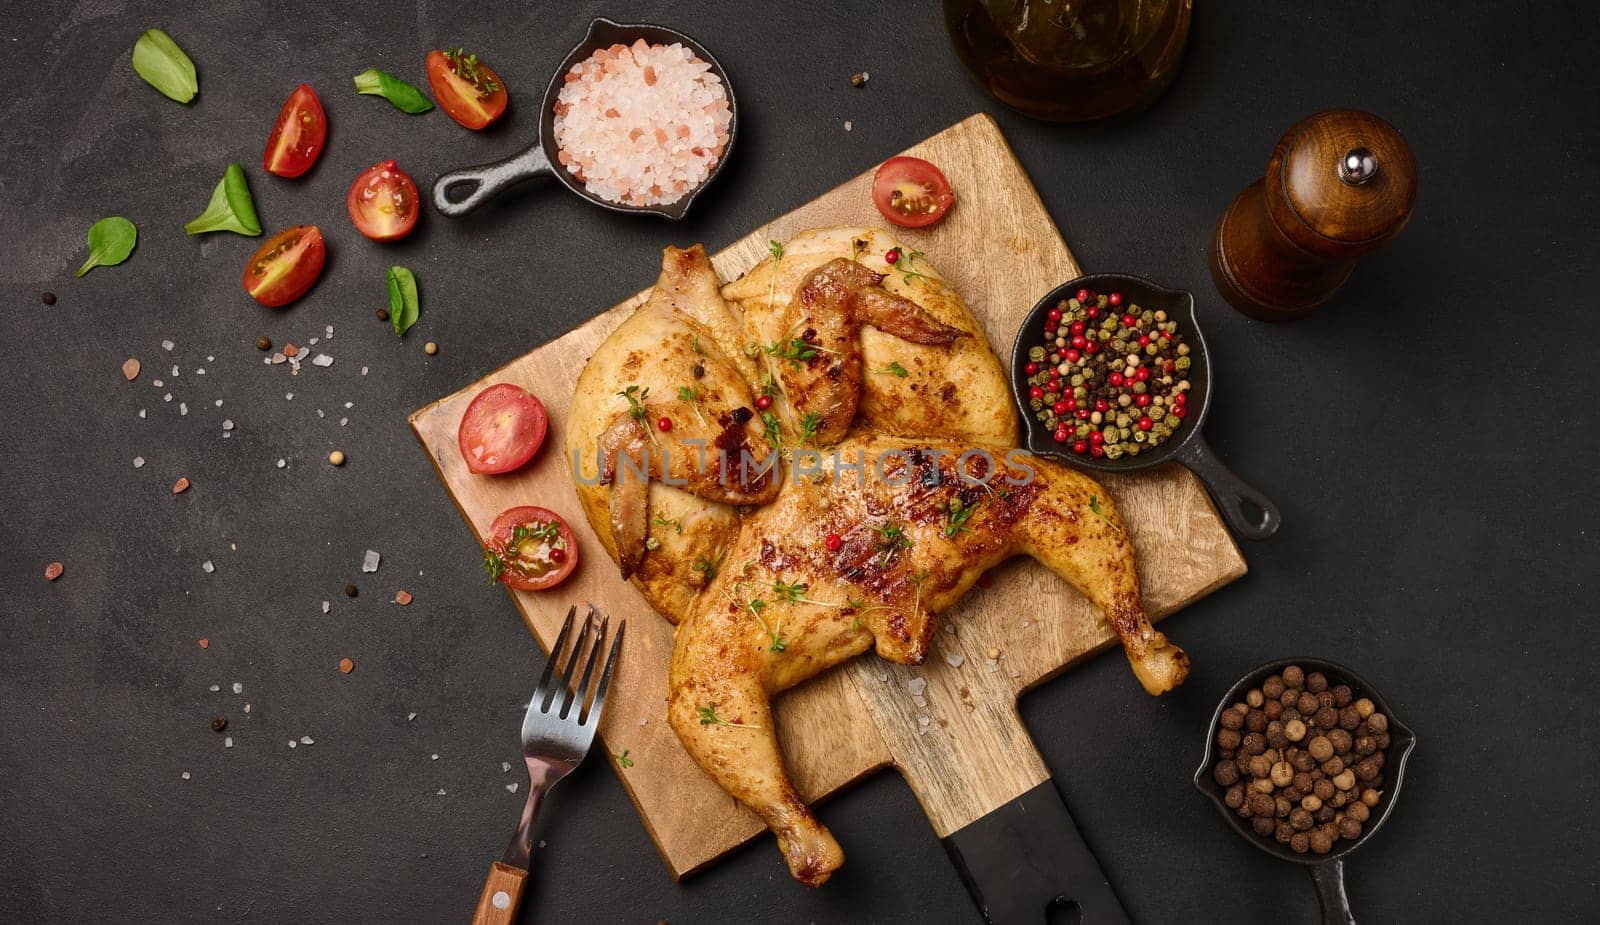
[
  {"x1": 531, "y1": 606, "x2": 576, "y2": 710},
  {"x1": 581, "y1": 620, "x2": 625, "y2": 727},
  {"x1": 562, "y1": 613, "x2": 609, "y2": 720},
  {"x1": 544, "y1": 605, "x2": 595, "y2": 712}
]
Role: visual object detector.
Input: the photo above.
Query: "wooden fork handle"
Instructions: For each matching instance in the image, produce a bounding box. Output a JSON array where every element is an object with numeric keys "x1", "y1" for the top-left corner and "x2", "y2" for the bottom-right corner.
[{"x1": 471, "y1": 861, "x2": 528, "y2": 925}]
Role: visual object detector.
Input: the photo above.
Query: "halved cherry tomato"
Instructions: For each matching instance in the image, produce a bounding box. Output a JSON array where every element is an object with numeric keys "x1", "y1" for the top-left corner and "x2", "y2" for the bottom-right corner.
[
  {"x1": 263, "y1": 84, "x2": 327, "y2": 178},
  {"x1": 347, "y1": 160, "x2": 420, "y2": 242},
  {"x1": 872, "y1": 156, "x2": 956, "y2": 229},
  {"x1": 426, "y1": 48, "x2": 507, "y2": 130},
  {"x1": 242, "y1": 225, "x2": 325, "y2": 308},
  {"x1": 458, "y1": 383, "x2": 547, "y2": 474},
  {"x1": 485, "y1": 506, "x2": 578, "y2": 591}
]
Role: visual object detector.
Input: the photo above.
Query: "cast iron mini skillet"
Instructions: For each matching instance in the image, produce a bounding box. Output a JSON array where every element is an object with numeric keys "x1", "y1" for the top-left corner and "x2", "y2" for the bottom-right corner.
[
  {"x1": 432, "y1": 18, "x2": 737, "y2": 219},
  {"x1": 1008, "y1": 274, "x2": 1281, "y2": 539},
  {"x1": 1194, "y1": 657, "x2": 1416, "y2": 924}
]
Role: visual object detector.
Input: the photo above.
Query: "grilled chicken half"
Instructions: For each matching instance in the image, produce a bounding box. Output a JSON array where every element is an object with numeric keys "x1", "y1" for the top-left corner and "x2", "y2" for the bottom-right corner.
[{"x1": 567, "y1": 229, "x2": 1189, "y2": 885}]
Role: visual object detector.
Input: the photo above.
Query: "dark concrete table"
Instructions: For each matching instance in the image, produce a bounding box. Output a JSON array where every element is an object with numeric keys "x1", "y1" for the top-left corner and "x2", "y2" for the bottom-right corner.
[{"x1": 3, "y1": 2, "x2": 1594, "y2": 922}]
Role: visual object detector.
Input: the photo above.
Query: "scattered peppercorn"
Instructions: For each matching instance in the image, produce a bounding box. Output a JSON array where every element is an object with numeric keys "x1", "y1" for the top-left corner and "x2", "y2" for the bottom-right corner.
[
  {"x1": 339, "y1": 657, "x2": 355, "y2": 674},
  {"x1": 343, "y1": 583, "x2": 359, "y2": 598},
  {"x1": 395, "y1": 590, "x2": 413, "y2": 606},
  {"x1": 329, "y1": 450, "x2": 346, "y2": 466},
  {"x1": 211, "y1": 716, "x2": 228, "y2": 733},
  {"x1": 425, "y1": 341, "x2": 439, "y2": 355},
  {"x1": 850, "y1": 71, "x2": 867, "y2": 88},
  {"x1": 41, "y1": 291, "x2": 57, "y2": 305},
  {"x1": 44, "y1": 561, "x2": 64, "y2": 581},
  {"x1": 1209, "y1": 665, "x2": 1395, "y2": 856},
  {"x1": 256, "y1": 336, "x2": 272, "y2": 351},
  {"x1": 376, "y1": 308, "x2": 390, "y2": 321}
]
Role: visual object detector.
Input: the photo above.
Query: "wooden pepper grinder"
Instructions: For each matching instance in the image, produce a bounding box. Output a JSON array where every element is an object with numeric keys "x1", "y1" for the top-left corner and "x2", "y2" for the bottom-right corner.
[{"x1": 1209, "y1": 109, "x2": 1417, "y2": 321}]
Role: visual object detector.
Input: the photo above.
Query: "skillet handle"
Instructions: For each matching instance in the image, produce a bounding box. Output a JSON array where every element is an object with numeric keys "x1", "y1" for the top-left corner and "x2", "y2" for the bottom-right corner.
[
  {"x1": 943, "y1": 780, "x2": 1131, "y2": 924},
  {"x1": 1308, "y1": 858, "x2": 1356, "y2": 925},
  {"x1": 433, "y1": 143, "x2": 553, "y2": 217},
  {"x1": 1175, "y1": 435, "x2": 1281, "y2": 539}
]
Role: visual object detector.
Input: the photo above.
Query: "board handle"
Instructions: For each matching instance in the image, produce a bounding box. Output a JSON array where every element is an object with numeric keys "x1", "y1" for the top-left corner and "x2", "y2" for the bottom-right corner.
[{"x1": 943, "y1": 779, "x2": 1130, "y2": 925}]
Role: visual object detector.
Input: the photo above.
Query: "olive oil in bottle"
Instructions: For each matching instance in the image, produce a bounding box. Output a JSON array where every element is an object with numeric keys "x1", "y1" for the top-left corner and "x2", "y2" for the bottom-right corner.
[{"x1": 944, "y1": 0, "x2": 1192, "y2": 122}]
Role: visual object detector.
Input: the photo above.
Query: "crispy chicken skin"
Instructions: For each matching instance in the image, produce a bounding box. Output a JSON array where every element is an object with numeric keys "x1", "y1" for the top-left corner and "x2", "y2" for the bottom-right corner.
[
  {"x1": 666, "y1": 436, "x2": 1186, "y2": 885},
  {"x1": 568, "y1": 229, "x2": 1189, "y2": 884}
]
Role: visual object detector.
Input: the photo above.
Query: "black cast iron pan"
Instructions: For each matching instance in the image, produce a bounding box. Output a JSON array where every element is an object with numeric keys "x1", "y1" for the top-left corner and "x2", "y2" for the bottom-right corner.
[
  {"x1": 432, "y1": 17, "x2": 736, "y2": 219},
  {"x1": 1194, "y1": 657, "x2": 1416, "y2": 924},
  {"x1": 1009, "y1": 274, "x2": 1281, "y2": 539}
]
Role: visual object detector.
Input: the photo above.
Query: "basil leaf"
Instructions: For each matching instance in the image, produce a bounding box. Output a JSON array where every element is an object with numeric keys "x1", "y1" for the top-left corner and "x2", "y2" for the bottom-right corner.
[
  {"x1": 387, "y1": 266, "x2": 420, "y2": 336},
  {"x1": 184, "y1": 163, "x2": 261, "y2": 236},
  {"x1": 76, "y1": 217, "x2": 138, "y2": 277},
  {"x1": 131, "y1": 29, "x2": 198, "y2": 103},
  {"x1": 354, "y1": 68, "x2": 434, "y2": 114}
]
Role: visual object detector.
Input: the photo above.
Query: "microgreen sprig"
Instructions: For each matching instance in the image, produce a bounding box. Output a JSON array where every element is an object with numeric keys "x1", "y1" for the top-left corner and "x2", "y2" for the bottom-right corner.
[
  {"x1": 445, "y1": 48, "x2": 500, "y2": 98},
  {"x1": 1088, "y1": 495, "x2": 1121, "y2": 533},
  {"x1": 698, "y1": 704, "x2": 759, "y2": 728},
  {"x1": 872, "y1": 522, "x2": 913, "y2": 569},
  {"x1": 943, "y1": 497, "x2": 979, "y2": 538},
  {"x1": 873, "y1": 361, "x2": 909, "y2": 378}
]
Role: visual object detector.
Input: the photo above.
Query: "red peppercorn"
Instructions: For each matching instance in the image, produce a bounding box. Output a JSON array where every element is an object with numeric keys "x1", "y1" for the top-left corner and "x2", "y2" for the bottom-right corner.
[
  {"x1": 1136, "y1": 367, "x2": 1150, "y2": 382},
  {"x1": 1084, "y1": 340, "x2": 1099, "y2": 355},
  {"x1": 1024, "y1": 362, "x2": 1038, "y2": 375},
  {"x1": 1029, "y1": 386, "x2": 1044, "y2": 400},
  {"x1": 1070, "y1": 321, "x2": 1086, "y2": 336},
  {"x1": 825, "y1": 533, "x2": 842, "y2": 551},
  {"x1": 756, "y1": 395, "x2": 773, "y2": 410},
  {"x1": 1052, "y1": 400, "x2": 1070, "y2": 415},
  {"x1": 1086, "y1": 306, "x2": 1100, "y2": 319},
  {"x1": 1094, "y1": 398, "x2": 1109, "y2": 413},
  {"x1": 1174, "y1": 406, "x2": 1187, "y2": 419},
  {"x1": 1052, "y1": 427, "x2": 1069, "y2": 444},
  {"x1": 550, "y1": 547, "x2": 566, "y2": 563},
  {"x1": 885, "y1": 248, "x2": 900, "y2": 264},
  {"x1": 1089, "y1": 431, "x2": 1105, "y2": 446},
  {"x1": 1135, "y1": 393, "x2": 1152, "y2": 407},
  {"x1": 1075, "y1": 288, "x2": 1089, "y2": 303},
  {"x1": 1063, "y1": 398, "x2": 1077, "y2": 411},
  {"x1": 1109, "y1": 372, "x2": 1124, "y2": 387},
  {"x1": 1075, "y1": 408, "x2": 1091, "y2": 420},
  {"x1": 1108, "y1": 292, "x2": 1123, "y2": 307},
  {"x1": 1121, "y1": 314, "x2": 1137, "y2": 328},
  {"x1": 1138, "y1": 335, "x2": 1150, "y2": 346},
  {"x1": 1072, "y1": 439, "x2": 1089, "y2": 454},
  {"x1": 657, "y1": 416, "x2": 673, "y2": 432},
  {"x1": 1090, "y1": 445, "x2": 1105, "y2": 458},
  {"x1": 1047, "y1": 308, "x2": 1061, "y2": 323},
  {"x1": 1137, "y1": 416, "x2": 1153, "y2": 431},
  {"x1": 1064, "y1": 349, "x2": 1081, "y2": 363},
  {"x1": 1070, "y1": 335, "x2": 1088, "y2": 350},
  {"x1": 1174, "y1": 392, "x2": 1187, "y2": 404}
]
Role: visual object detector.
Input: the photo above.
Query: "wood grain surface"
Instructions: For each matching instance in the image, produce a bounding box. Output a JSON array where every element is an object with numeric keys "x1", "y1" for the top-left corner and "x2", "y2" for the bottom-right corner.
[{"x1": 410, "y1": 113, "x2": 1247, "y2": 878}]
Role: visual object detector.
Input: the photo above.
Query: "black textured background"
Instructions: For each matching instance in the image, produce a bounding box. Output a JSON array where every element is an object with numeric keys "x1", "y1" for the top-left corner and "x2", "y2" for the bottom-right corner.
[{"x1": 2, "y1": 2, "x2": 1596, "y2": 922}]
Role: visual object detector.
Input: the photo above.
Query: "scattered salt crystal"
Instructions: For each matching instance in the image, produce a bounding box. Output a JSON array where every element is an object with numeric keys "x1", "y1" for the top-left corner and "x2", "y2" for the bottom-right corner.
[
  {"x1": 231, "y1": 682, "x2": 243, "y2": 694},
  {"x1": 224, "y1": 736, "x2": 233, "y2": 748},
  {"x1": 502, "y1": 762, "x2": 511, "y2": 773},
  {"x1": 243, "y1": 703, "x2": 251, "y2": 713},
  {"x1": 945, "y1": 652, "x2": 965, "y2": 668},
  {"x1": 1019, "y1": 620, "x2": 1031, "y2": 629},
  {"x1": 207, "y1": 355, "x2": 215, "y2": 362},
  {"x1": 196, "y1": 368, "x2": 205, "y2": 375},
  {"x1": 344, "y1": 401, "x2": 353, "y2": 409},
  {"x1": 163, "y1": 393, "x2": 173, "y2": 402},
  {"x1": 431, "y1": 753, "x2": 439, "y2": 761},
  {"x1": 507, "y1": 782, "x2": 519, "y2": 793},
  {"x1": 161, "y1": 339, "x2": 174, "y2": 351},
  {"x1": 133, "y1": 456, "x2": 145, "y2": 468},
  {"x1": 339, "y1": 417, "x2": 348, "y2": 427},
  {"x1": 300, "y1": 736, "x2": 314, "y2": 745},
  {"x1": 271, "y1": 353, "x2": 286, "y2": 365},
  {"x1": 316, "y1": 409, "x2": 325, "y2": 418},
  {"x1": 285, "y1": 392, "x2": 294, "y2": 401},
  {"x1": 844, "y1": 120, "x2": 853, "y2": 132},
  {"x1": 276, "y1": 459, "x2": 286, "y2": 468},
  {"x1": 263, "y1": 357, "x2": 272, "y2": 365},
  {"x1": 311, "y1": 354, "x2": 334, "y2": 368},
  {"x1": 640, "y1": 717, "x2": 648, "y2": 726},
  {"x1": 209, "y1": 684, "x2": 221, "y2": 692},
  {"x1": 288, "y1": 740, "x2": 297, "y2": 749},
  {"x1": 912, "y1": 695, "x2": 927, "y2": 708},
  {"x1": 437, "y1": 788, "x2": 447, "y2": 796},
  {"x1": 171, "y1": 365, "x2": 179, "y2": 377},
  {"x1": 153, "y1": 379, "x2": 164, "y2": 388},
  {"x1": 906, "y1": 677, "x2": 927, "y2": 696},
  {"x1": 362, "y1": 550, "x2": 381, "y2": 573},
  {"x1": 181, "y1": 771, "x2": 191, "y2": 780},
  {"x1": 321, "y1": 601, "x2": 330, "y2": 614},
  {"x1": 407, "y1": 712, "x2": 417, "y2": 721},
  {"x1": 214, "y1": 399, "x2": 222, "y2": 407},
  {"x1": 309, "y1": 337, "x2": 319, "y2": 346},
  {"x1": 361, "y1": 366, "x2": 369, "y2": 376},
  {"x1": 138, "y1": 409, "x2": 146, "y2": 419},
  {"x1": 538, "y1": 841, "x2": 545, "y2": 849},
  {"x1": 221, "y1": 419, "x2": 234, "y2": 431},
  {"x1": 179, "y1": 402, "x2": 188, "y2": 416}
]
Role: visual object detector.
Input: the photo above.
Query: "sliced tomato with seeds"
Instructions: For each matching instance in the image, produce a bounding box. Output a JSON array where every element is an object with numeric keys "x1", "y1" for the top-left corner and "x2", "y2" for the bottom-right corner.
[
  {"x1": 426, "y1": 48, "x2": 507, "y2": 130},
  {"x1": 242, "y1": 225, "x2": 325, "y2": 308},
  {"x1": 263, "y1": 84, "x2": 327, "y2": 178},
  {"x1": 484, "y1": 506, "x2": 577, "y2": 591},
  {"x1": 872, "y1": 156, "x2": 956, "y2": 229},
  {"x1": 347, "y1": 160, "x2": 420, "y2": 242},
  {"x1": 458, "y1": 383, "x2": 547, "y2": 474}
]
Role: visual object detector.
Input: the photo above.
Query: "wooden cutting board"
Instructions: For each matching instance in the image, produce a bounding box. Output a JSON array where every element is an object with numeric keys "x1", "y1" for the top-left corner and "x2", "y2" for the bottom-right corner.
[{"x1": 410, "y1": 113, "x2": 1246, "y2": 879}]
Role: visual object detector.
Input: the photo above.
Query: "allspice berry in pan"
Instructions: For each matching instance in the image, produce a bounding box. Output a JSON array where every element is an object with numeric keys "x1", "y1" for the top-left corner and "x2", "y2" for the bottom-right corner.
[{"x1": 1210, "y1": 665, "x2": 1394, "y2": 855}]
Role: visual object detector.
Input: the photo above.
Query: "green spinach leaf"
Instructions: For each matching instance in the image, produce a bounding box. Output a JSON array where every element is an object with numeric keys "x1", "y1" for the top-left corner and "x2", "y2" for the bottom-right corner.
[
  {"x1": 354, "y1": 68, "x2": 434, "y2": 113},
  {"x1": 184, "y1": 164, "x2": 261, "y2": 236},
  {"x1": 131, "y1": 29, "x2": 198, "y2": 103},
  {"x1": 76, "y1": 218, "x2": 138, "y2": 277},
  {"x1": 387, "y1": 266, "x2": 420, "y2": 336}
]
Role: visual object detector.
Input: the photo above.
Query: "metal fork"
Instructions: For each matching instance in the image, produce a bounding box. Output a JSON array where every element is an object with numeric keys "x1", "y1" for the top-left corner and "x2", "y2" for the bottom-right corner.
[{"x1": 471, "y1": 605, "x2": 624, "y2": 925}]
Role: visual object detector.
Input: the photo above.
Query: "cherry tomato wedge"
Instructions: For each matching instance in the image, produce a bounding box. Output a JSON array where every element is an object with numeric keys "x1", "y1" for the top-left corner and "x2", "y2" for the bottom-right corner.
[
  {"x1": 872, "y1": 156, "x2": 956, "y2": 229},
  {"x1": 458, "y1": 383, "x2": 547, "y2": 474},
  {"x1": 485, "y1": 506, "x2": 578, "y2": 591},
  {"x1": 426, "y1": 48, "x2": 507, "y2": 130},
  {"x1": 242, "y1": 225, "x2": 325, "y2": 308},
  {"x1": 263, "y1": 84, "x2": 327, "y2": 178},
  {"x1": 347, "y1": 160, "x2": 420, "y2": 242}
]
